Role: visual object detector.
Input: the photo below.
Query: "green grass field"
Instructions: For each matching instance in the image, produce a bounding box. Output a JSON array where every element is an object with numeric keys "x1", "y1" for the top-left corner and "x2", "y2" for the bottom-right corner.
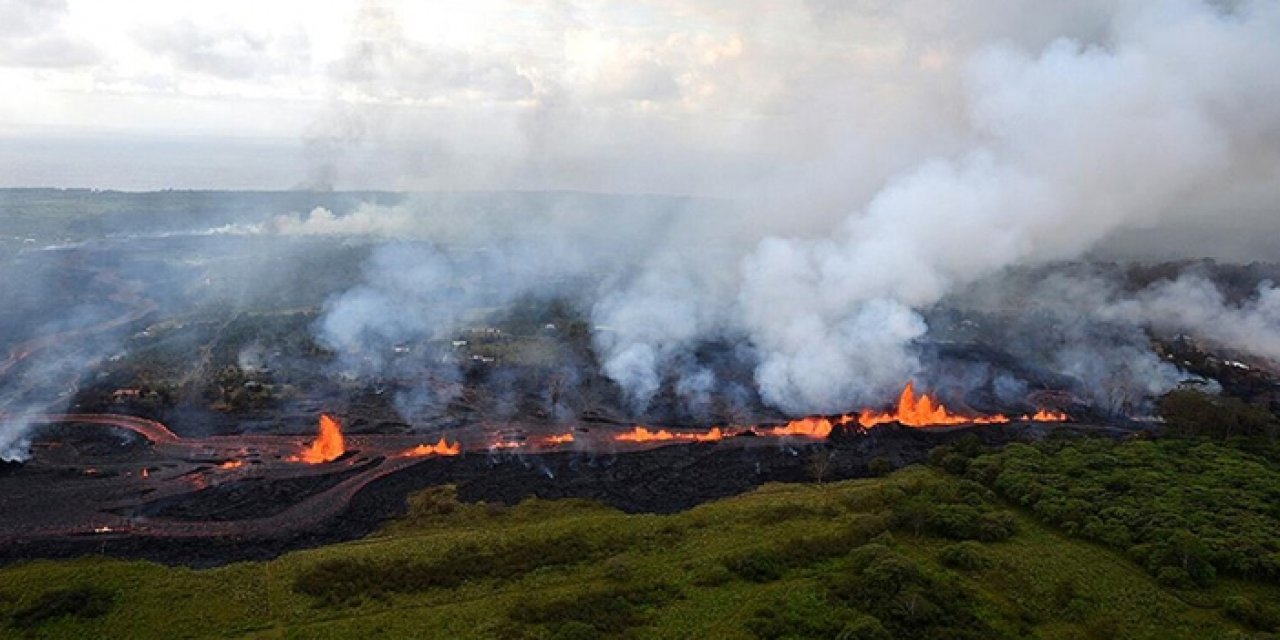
[{"x1": 2, "y1": 460, "x2": 1275, "y2": 639}]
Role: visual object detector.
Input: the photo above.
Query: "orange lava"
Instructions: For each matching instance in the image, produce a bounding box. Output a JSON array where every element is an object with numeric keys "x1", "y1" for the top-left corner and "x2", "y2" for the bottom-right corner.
[
  {"x1": 288, "y1": 414, "x2": 346, "y2": 464},
  {"x1": 543, "y1": 432, "x2": 575, "y2": 445},
  {"x1": 1024, "y1": 408, "x2": 1068, "y2": 422},
  {"x1": 616, "y1": 426, "x2": 728, "y2": 443},
  {"x1": 858, "y1": 382, "x2": 1011, "y2": 428},
  {"x1": 218, "y1": 460, "x2": 245, "y2": 470},
  {"x1": 768, "y1": 416, "x2": 837, "y2": 438},
  {"x1": 400, "y1": 437, "x2": 462, "y2": 458}
]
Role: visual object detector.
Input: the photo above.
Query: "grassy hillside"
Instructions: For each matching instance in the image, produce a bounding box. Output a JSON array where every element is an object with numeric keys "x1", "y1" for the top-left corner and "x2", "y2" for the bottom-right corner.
[{"x1": 2, "y1": 451, "x2": 1276, "y2": 639}]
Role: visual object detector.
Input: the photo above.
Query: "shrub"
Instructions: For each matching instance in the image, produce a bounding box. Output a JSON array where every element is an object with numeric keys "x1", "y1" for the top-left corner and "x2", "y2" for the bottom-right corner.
[
  {"x1": 723, "y1": 549, "x2": 786, "y2": 583},
  {"x1": 8, "y1": 586, "x2": 117, "y2": 629},
  {"x1": 921, "y1": 503, "x2": 985, "y2": 540},
  {"x1": 689, "y1": 564, "x2": 734, "y2": 587},
  {"x1": 746, "y1": 588, "x2": 866, "y2": 640},
  {"x1": 939, "y1": 542, "x2": 991, "y2": 571},
  {"x1": 977, "y1": 511, "x2": 1018, "y2": 541},
  {"x1": 836, "y1": 614, "x2": 893, "y2": 640},
  {"x1": 1156, "y1": 566, "x2": 1193, "y2": 589},
  {"x1": 970, "y1": 436, "x2": 1280, "y2": 587},
  {"x1": 867, "y1": 457, "x2": 893, "y2": 477},
  {"x1": 1159, "y1": 389, "x2": 1279, "y2": 438},
  {"x1": 549, "y1": 621, "x2": 598, "y2": 640},
  {"x1": 295, "y1": 529, "x2": 634, "y2": 605},
  {"x1": 1222, "y1": 596, "x2": 1280, "y2": 631},
  {"x1": 828, "y1": 544, "x2": 996, "y2": 638},
  {"x1": 509, "y1": 581, "x2": 678, "y2": 636}
]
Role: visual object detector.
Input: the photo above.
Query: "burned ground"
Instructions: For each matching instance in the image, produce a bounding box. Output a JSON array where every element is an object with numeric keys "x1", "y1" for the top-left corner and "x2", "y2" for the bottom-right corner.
[{"x1": 0, "y1": 421, "x2": 1130, "y2": 568}]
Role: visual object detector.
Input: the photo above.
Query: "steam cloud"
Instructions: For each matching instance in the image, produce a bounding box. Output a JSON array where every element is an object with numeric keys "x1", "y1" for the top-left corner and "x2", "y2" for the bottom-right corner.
[
  {"x1": 310, "y1": 0, "x2": 1280, "y2": 419},
  {"x1": 7, "y1": 1, "x2": 1280, "y2": 459}
]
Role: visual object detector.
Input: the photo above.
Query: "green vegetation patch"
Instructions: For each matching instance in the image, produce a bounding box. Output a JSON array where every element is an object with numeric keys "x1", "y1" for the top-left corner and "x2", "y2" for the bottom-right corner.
[
  {"x1": 959, "y1": 435, "x2": 1280, "y2": 587},
  {"x1": 294, "y1": 523, "x2": 639, "y2": 606},
  {"x1": 7, "y1": 585, "x2": 117, "y2": 630},
  {"x1": 0, "y1": 462, "x2": 1274, "y2": 639}
]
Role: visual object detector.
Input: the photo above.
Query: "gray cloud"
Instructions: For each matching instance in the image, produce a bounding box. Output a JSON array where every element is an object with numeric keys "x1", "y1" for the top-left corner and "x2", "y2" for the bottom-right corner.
[
  {"x1": 134, "y1": 20, "x2": 310, "y2": 80},
  {"x1": 0, "y1": 0, "x2": 67, "y2": 37},
  {"x1": 0, "y1": 33, "x2": 96, "y2": 68},
  {"x1": 328, "y1": 3, "x2": 534, "y2": 102},
  {"x1": 0, "y1": 0, "x2": 96, "y2": 69}
]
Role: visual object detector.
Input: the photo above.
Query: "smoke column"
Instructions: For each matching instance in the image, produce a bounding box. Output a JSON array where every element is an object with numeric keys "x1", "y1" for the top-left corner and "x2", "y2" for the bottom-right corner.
[{"x1": 296, "y1": 0, "x2": 1280, "y2": 417}]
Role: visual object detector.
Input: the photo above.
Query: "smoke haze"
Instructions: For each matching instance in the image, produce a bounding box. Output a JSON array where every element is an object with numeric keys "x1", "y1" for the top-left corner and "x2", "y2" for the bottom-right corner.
[
  {"x1": 308, "y1": 0, "x2": 1280, "y2": 417},
  {"x1": 4, "y1": 1, "x2": 1280, "y2": 460}
]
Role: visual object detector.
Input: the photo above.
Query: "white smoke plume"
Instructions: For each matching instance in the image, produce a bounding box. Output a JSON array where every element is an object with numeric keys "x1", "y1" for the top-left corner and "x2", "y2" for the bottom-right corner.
[
  {"x1": 272, "y1": 206, "x2": 418, "y2": 237},
  {"x1": 600, "y1": 0, "x2": 1280, "y2": 414},
  {"x1": 311, "y1": 0, "x2": 1280, "y2": 418},
  {"x1": 1111, "y1": 273, "x2": 1280, "y2": 363}
]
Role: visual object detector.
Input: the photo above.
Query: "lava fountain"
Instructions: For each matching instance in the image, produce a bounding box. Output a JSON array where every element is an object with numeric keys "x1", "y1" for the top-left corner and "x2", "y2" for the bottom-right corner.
[
  {"x1": 859, "y1": 382, "x2": 1014, "y2": 428},
  {"x1": 399, "y1": 437, "x2": 462, "y2": 458},
  {"x1": 289, "y1": 414, "x2": 346, "y2": 463}
]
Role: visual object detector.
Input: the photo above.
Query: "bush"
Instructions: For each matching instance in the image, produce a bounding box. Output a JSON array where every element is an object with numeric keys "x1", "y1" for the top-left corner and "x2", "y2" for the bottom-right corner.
[
  {"x1": 509, "y1": 581, "x2": 678, "y2": 636},
  {"x1": 827, "y1": 544, "x2": 997, "y2": 638},
  {"x1": 867, "y1": 457, "x2": 893, "y2": 477},
  {"x1": 939, "y1": 542, "x2": 991, "y2": 571},
  {"x1": 8, "y1": 586, "x2": 117, "y2": 629},
  {"x1": 689, "y1": 564, "x2": 734, "y2": 587},
  {"x1": 836, "y1": 614, "x2": 893, "y2": 640},
  {"x1": 970, "y1": 436, "x2": 1280, "y2": 587},
  {"x1": 1156, "y1": 566, "x2": 1193, "y2": 589},
  {"x1": 977, "y1": 511, "x2": 1018, "y2": 542},
  {"x1": 746, "y1": 588, "x2": 862, "y2": 639},
  {"x1": 1223, "y1": 596, "x2": 1280, "y2": 631},
  {"x1": 721, "y1": 521, "x2": 895, "y2": 585},
  {"x1": 295, "y1": 529, "x2": 635, "y2": 606},
  {"x1": 1159, "y1": 389, "x2": 1279, "y2": 438},
  {"x1": 549, "y1": 621, "x2": 598, "y2": 640},
  {"x1": 723, "y1": 549, "x2": 786, "y2": 583}
]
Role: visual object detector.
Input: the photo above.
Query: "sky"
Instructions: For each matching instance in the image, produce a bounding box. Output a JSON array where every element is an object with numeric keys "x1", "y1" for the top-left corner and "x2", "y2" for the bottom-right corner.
[
  {"x1": 0, "y1": 0, "x2": 1276, "y2": 205},
  {"x1": 0, "y1": 0, "x2": 1126, "y2": 192}
]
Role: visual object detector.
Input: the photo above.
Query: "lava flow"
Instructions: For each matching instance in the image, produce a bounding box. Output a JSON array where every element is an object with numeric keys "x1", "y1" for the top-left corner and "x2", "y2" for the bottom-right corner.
[
  {"x1": 1026, "y1": 408, "x2": 1066, "y2": 421},
  {"x1": 288, "y1": 414, "x2": 346, "y2": 463},
  {"x1": 399, "y1": 437, "x2": 462, "y2": 458},
  {"x1": 858, "y1": 382, "x2": 1072, "y2": 428},
  {"x1": 768, "y1": 415, "x2": 854, "y2": 438},
  {"x1": 616, "y1": 426, "x2": 727, "y2": 443},
  {"x1": 540, "y1": 432, "x2": 575, "y2": 445},
  {"x1": 859, "y1": 382, "x2": 1010, "y2": 428}
]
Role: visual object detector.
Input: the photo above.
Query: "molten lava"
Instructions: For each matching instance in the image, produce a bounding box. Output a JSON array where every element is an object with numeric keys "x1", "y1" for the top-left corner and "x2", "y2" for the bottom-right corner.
[
  {"x1": 854, "y1": 382, "x2": 1070, "y2": 428},
  {"x1": 616, "y1": 426, "x2": 727, "y2": 443},
  {"x1": 1025, "y1": 408, "x2": 1068, "y2": 422},
  {"x1": 768, "y1": 416, "x2": 848, "y2": 438},
  {"x1": 400, "y1": 437, "x2": 462, "y2": 458},
  {"x1": 289, "y1": 414, "x2": 346, "y2": 464},
  {"x1": 219, "y1": 460, "x2": 245, "y2": 470},
  {"x1": 858, "y1": 382, "x2": 1011, "y2": 428},
  {"x1": 543, "y1": 432, "x2": 575, "y2": 445}
]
